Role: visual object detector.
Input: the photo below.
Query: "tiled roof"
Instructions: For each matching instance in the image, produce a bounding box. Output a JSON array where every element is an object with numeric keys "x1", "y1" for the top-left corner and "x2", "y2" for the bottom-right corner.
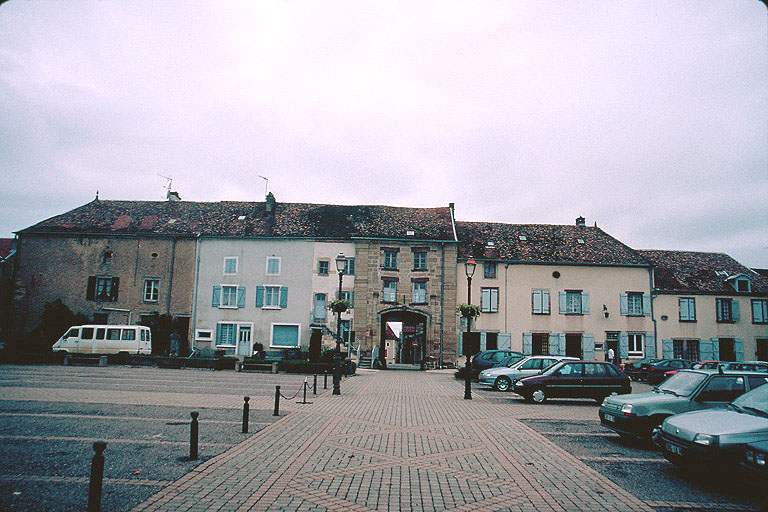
[
  {"x1": 17, "y1": 199, "x2": 456, "y2": 241},
  {"x1": 456, "y1": 221, "x2": 648, "y2": 266},
  {"x1": 639, "y1": 250, "x2": 768, "y2": 295},
  {"x1": 0, "y1": 238, "x2": 13, "y2": 259}
]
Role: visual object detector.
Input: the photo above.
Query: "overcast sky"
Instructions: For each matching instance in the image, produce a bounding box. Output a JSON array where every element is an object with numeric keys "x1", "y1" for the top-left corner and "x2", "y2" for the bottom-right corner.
[{"x1": 1, "y1": 1, "x2": 766, "y2": 267}]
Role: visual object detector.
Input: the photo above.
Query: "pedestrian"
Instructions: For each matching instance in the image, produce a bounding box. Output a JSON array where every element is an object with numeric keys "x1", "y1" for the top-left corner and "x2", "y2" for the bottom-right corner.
[
  {"x1": 169, "y1": 331, "x2": 180, "y2": 356},
  {"x1": 607, "y1": 347, "x2": 615, "y2": 364}
]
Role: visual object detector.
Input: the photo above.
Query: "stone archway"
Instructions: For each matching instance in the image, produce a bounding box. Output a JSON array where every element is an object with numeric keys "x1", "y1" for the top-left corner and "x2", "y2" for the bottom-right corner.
[{"x1": 379, "y1": 307, "x2": 429, "y2": 369}]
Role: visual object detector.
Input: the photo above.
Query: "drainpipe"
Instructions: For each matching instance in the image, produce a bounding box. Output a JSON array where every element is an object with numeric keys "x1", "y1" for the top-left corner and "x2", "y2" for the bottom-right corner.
[
  {"x1": 166, "y1": 238, "x2": 176, "y2": 316},
  {"x1": 190, "y1": 236, "x2": 201, "y2": 353},
  {"x1": 648, "y1": 266, "x2": 658, "y2": 357},
  {"x1": 439, "y1": 242, "x2": 445, "y2": 368}
]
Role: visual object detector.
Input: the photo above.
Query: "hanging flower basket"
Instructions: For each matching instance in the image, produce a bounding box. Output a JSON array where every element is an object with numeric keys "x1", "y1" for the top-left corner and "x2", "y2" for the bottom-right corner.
[
  {"x1": 327, "y1": 299, "x2": 351, "y2": 313},
  {"x1": 456, "y1": 303, "x2": 481, "y2": 319}
]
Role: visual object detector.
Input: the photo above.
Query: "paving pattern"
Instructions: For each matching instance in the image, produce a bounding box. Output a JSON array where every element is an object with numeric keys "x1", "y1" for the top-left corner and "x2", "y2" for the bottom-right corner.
[{"x1": 131, "y1": 370, "x2": 655, "y2": 512}]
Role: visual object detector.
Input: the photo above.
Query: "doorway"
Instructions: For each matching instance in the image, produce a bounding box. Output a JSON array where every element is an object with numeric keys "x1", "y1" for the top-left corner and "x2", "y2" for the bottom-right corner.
[
  {"x1": 758, "y1": 339, "x2": 768, "y2": 362},
  {"x1": 719, "y1": 338, "x2": 735, "y2": 361},
  {"x1": 566, "y1": 334, "x2": 583, "y2": 359},
  {"x1": 380, "y1": 310, "x2": 427, "y2": 369}
]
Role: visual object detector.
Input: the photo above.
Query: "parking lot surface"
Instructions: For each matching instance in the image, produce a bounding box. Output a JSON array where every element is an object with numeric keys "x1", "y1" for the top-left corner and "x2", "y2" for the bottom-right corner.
[{"x1": 0, "y1": 365, "x2": 765, "y2": 511}]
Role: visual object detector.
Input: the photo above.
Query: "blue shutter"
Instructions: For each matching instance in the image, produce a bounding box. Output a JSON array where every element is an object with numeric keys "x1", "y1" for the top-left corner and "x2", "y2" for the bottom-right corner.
[
  {"x1": 215, "y1": 324, "x2": 222, "y2": 344},
  {"x1": 642, "y1": 294, "x2": 651, "y2": 316},
  {"x1": 619, "y1": 333, "x2": 629, "y2": 358},
  {"x1": 645, "y1": 334, "x2": 656, "y2": 358},
  {"x1": 279, "y1": 287, "x2": 288, "y2": 308},
  {"x1": 350, "y1": 292, "x2": 354, "y2": 308},
  {"x1": 522, "y1": 333, "x2": 532, "y2": 355},
  {"x1": 711, "y1": 338, "x2": 720, "y2": 360},
  {"x1": 734, "y1": 338, "x2": 744, "y2": 361},
  {"x1": 558, "y1": 334, "x2": 566, "y2": 355},
  {"x1": 732, "y1": 300, "x2": 740, "y2": 322},
  {"x1": 543, "y1": 290, "x2": 550, "y2": 314},
  {"x1": 498, "y1": 333, "x2": 511, "y2": 350},
  {"x1": 620, "y1": 294, "x2": 628, "y2": 316},
  {"x1": 237, "y1": 286, "x2": 246, "y2": 308},
  {"x1": 255, "y1": 286, "x2": 265, "y2": 307},
  {"x1": 559, "y1": 292, "x2": 567, "y2": 314},
  {"x1": 582, "y1": 293, "x2": 590, "y2": 315},
  {"x1": 662, "y1": 339, "x2": 673, "y2": 358},
  {"x1": 212, "y1": 286, "x2": 221, "y2": 307},
  {"x1": 480, "y1": 332, "x2": 487, "y2": 352},
  {"x1": 699, "y1": 339, "x2": 713, "y2": 361},
  {"x1": 582, "y1": 334, "x2": 595, "y2": 361}
]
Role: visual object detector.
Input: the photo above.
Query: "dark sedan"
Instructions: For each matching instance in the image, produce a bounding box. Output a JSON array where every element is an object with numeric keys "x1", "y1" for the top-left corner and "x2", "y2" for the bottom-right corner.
[
  {"x1": 623, "y1": 358, "x2": 662, "y2": 381},
  {"x1": 513, "y1": 360, "x2": 631, "y2": 403},
  {"x1": 643, "y1": 359, "x2": 693, "y2": 384}
]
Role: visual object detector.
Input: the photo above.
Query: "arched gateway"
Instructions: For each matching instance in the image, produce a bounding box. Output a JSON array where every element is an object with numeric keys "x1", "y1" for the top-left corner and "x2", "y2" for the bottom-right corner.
[{"x1": 378, "y1": 306, "x2": 430, "y2": 369}]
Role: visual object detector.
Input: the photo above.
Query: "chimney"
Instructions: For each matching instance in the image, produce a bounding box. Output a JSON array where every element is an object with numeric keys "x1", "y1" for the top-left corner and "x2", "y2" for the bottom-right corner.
[
  {"x1": 265, "y1": 192, "x2": 276, "y2": 213},
  {"x1": 576, "y1": 216, "x2": 585, "y2": 226},
  {"x1": 167, "y1": 191, "x2": 181, "y2": 201}
]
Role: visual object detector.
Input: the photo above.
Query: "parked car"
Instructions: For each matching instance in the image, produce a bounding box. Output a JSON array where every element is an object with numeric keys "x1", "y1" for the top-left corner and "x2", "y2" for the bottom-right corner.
[
  {"x1": 724, "y1": 361, "x2": 768, "y2": 373},
  {"x1": 471, "y1": 350, "x2": 524, "y2": 378},
  {"x1": 513, "y1": 360, "x2": 631, "y2": 404},
  {"x1": 655, "y1": 383, "x2": 768, "y2": 468},
  {"x1": 692, "y1": 361, "x2": 726, "y2": 370},
  {"x1": 600, "y1": 369, "x2": 768, "y2": 438},
  {"x1": 643, "y1": 359, "x2": 693, "y2": 384},
  {"x1": 741, "y1": 440, "x2": 768, "y2": 480},
  {"x1": 52, "y1": 324, "x2": 152, "y2": 355},
  {"x1": 478, "y1": 355, "x2": 579, "y2": 391},
  {"x1": 623, "y1": 359, "x2": 662, "y2": 381}
]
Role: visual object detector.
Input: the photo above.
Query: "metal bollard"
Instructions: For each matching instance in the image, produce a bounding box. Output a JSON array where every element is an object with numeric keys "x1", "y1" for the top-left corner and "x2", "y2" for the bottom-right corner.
[
  {"x1": 242, "y1": 396, "x2": 250, "y2": 433},
  {"x1": 273, "y1": 385, "x2": 280, "y2": 416},
  {"x1": 313, "y1": 374, "x2": 317, "y2": 395},
  {"x1": 190, "y1": 411, "x2": 199, "y2": 460},
  {"x1": 324, "y1": 370, "x2": 328, "y2": 390},
  {"x1": 302, "y1": 378, "x2": 308, "y2": 403},
  {"x1": 87, "y1": 441, "x2": 106, "y2": 512}
]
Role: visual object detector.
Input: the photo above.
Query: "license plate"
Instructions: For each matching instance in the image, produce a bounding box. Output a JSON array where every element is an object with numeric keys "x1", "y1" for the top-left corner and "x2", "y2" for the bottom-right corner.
[
  {"x1": 604, "y1": 413, "x2": 615, "y2": 423},
  {"x1": 666, "y1": 443, "x2": 682, "y2": 456}
]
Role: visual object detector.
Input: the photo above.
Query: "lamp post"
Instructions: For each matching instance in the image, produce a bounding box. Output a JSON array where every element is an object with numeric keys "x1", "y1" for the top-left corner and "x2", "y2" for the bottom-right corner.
[
  {"x1": 464, "y1": 258, "x2": 476, "y2": 400},
  {"x1": 333, "y1": 253, "x2": 346, "y2": 396}
]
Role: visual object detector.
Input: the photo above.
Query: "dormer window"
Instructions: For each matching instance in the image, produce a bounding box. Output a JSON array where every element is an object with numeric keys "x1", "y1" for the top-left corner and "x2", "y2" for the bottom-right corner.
[
  {"x1": 726, "y1": 274, "x2": 752, "y2": 293},
  {"x1": 519, "y1": 235, "x2": 527, "y2": 241},
  {"x1": 577, "y1": 239, "x2": 585, "y2": 244}
]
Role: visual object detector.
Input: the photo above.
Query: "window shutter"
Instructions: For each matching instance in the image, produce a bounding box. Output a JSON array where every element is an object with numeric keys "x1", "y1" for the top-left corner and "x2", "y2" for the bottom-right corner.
[
  {"x1": 699, "y1": 338, "x2": 713, "y2": 361},
  {"x1": 212, "y1": 286, "x2": 221, "y2": 307},
  {"x1": 582, "y1": 292, "x2": 590, "y2": 315},
  {"x1": 558, "y1": 334, "x2": 566, "y2": 355},
  {"x1": 642, "y1": 294, "x2": 651, "y2": 316},
  {"x1": 498, "y1": 333, "x2": 511, "y2": 350},
  {"x1": 491, "y1": 290, "x2": 498, "y2": 312},
  {"x1": 734, "y1": 338, "x2": 744, "y2": 361},
  {"x1": 711, "y1": 338, "x2": 720, "y2": 360},
  {"x1": 532, "y1": 291, "x2": 541, "y2": 314},
  {"x1": 522, "y1": 333, "x2": 532, "y2": 355},
  {"x1": 542, "y1": 291, "x2": 550, "y2": 314},
  {"x1": 559, "y1": 292, "x2": 566, "y2": 314},
  {"x1": 86, "y1": 277, "x2": 96, "y2": 301},
  {"x1": 620, "y1": 294, "x2": 628, "y2": 316},
  {"x1": 619, "y1": 333, "x2": 629, "y2": 358},
  {"x1": 111, "y1": 278, "x2": 120, "y2": 301},
  {"x1": 582, "y1": 334, "x2": 595, "y2": 361},
  {"x1": 215, "y1": 324, "x2": 222, "y2": 344},
  {"x1": 279, "y1": 287, "x2": 288, "y2": 308},
  {"x1": 678, "y1": 298, "x2": 687, "y2": 321},
  {"x1": 237, "y1": 286, "x2": 246, "y2": 308},
  {"x1": 645, "y1": 333, "x2": 656, "y2": 358},
  {"x1": 350, "y1": 292, "x2": 354, "y2": 308},
  {"x1": 661, "y1": 339, "x2": 673, "y2": 358},
  {"x1": 255, "y1": 286, "x2": 264, "y2": 307},
  {"x1": 732, "y1": 300, "x2": 740, "y2": 322}
]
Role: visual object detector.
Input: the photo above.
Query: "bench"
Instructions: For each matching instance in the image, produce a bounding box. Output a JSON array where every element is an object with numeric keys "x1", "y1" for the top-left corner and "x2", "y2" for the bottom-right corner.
[
  {"x1": 236, "y1": 360, "x2": 279, "y2": 373},
  {"x1": 62, "y1": 354, "x2": 108, "y2": 367}
]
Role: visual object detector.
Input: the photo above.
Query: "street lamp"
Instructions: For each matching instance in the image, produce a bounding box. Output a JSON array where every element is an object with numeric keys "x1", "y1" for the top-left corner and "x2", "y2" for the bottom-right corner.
[
  {"x1": 464, "y1": 257, "x2": 476, "y2": 400},
  {"x1": 333, "y1": 253, "x2": 346, "y2": 396}
]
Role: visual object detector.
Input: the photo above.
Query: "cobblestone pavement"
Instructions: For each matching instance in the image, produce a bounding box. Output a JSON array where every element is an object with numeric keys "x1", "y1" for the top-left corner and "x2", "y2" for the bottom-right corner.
[{"x1": 131, "y1": 370, "x2": 657, "y2": 512}]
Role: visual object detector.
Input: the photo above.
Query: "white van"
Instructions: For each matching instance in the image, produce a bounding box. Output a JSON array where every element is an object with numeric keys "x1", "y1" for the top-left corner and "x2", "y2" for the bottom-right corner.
[{"x1": 52, "y1": 325, "x2": 152, "y2": 354}]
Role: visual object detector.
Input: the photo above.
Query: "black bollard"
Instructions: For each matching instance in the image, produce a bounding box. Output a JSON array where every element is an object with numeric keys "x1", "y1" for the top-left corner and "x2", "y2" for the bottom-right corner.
[
  {"x1": 313, "y1": 374, "x2": 317, "y2": 395},
  {"x1": 87, "y1": 441, "x2": 106, "y2": 512},
  {"x1": 324, "y1": 370, "x2": 328, "y2": 390},
  {"x1": 242, "y1": 396, "x2": 250, "y2": 433},
  {"x1": 273, "y1": 385, "x2": 280, "y2": 416},
  {"x1": 190, "y1": 411, "x2": 199, "y2": 460}
]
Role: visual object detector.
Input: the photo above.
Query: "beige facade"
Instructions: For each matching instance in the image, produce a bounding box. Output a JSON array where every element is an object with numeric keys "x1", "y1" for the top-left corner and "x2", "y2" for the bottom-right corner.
[
  {"x1": 11, "y1": 234, "x2": 196, "y2": 345},
  {"x1": 353, "y1": 240, "x2": 458, "y2": 367},
  {"x1": 458, "y1": 262, "x2": 656, "y2": 362},
  {"x1": 310, "y1": 242, "x2": 356, "y2": 352}
]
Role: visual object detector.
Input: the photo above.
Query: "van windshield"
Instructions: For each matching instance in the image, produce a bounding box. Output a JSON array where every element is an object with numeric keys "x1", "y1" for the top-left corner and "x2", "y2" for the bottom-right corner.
[{"x1": 65, "y1": 328, "x2": 79, "y2": 338}]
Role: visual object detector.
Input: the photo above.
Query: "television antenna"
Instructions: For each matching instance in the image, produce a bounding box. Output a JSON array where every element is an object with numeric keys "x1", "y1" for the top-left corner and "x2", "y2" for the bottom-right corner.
[
  {"x1": 258, "y1": 175, "x2": 268, "y2": 197},
  {"x1": 158, "y1": 174, "x2": 173, "y2": 199}
]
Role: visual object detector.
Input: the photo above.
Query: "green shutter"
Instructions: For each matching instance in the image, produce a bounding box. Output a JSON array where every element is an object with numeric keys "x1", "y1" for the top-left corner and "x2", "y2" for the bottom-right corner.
[
  {"x1": 620, "y1": 294, "x2": 628, "y2": 316},
  {"x1": 212, "y1": 286, "x2": 221, "y2": 307},
  {"x1": 559, "y1": 292, "x2": 566, "y2": 314},
  {"x1": 86, "y1": 277, "x2": 96, "y2": 301},
  {"x1": 642, "y1": 294, "x2": 651, "y2": 316},
  {"x1": 522, "y1": 333, "x2": 532, "y2": 355},
  {"x1": 662, "y1": 339, "x2": 673, "y2": 358},
  {"x1": 255, "y1": 286, "x2": 264, "y2": 307},
  {"x1": 582, "y1": 292, "x2": 590, "y2": 315},
  {"x1": 279, "y1": 287, "x2": 288, "y2": 308},
  {"x1": 645, "y1": 333, "x2": 656, "y2": 358},
  {"x1": 619, "y1": 333, "x2": 629, "y2": 358},
  {"x1": 582, "y1": 334, "x2": 595, "y2": 361},
  {"x1": 734, "y1": 338, "x2": 744, "y2": 361},
  {"x1": 237, "y1": 286, "x2": 246, "y2": 308},
  {"x1": 732, "y1": 300, "x2": 740, "y2": 322}
]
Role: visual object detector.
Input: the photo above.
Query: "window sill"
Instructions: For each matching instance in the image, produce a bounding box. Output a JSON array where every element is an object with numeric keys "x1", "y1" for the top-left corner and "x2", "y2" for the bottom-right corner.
[
  {"x1": 218, "y1": 305, "x2": 238, "y2": 309},
  {"x1": 215, "y1": 344, "x2": 236, "y2": 348},
  {"x1": 410, "y1": 302, "x2": 428, "y2": 306},
  {"x1": 716, "y1": 320, "x2": 737, "y2": 324},
  {"x1": 261, "y1": 306, "x2": 281, "y2": 310},
  {"x1": 143, "y1": 300, "x2": 159, "y2": 304},
  {"x1": 532, "y1": 312, "x2": 551, "y2": 316},
  {"x1": 481, "y1": 310, "x2": 498, "y2": 314},
  {"x1": 679, "y1": 319, "x2": 697, "y2": 323},
  {"x1": 412, "y1": 268, "x2": 428, "y2": 272}
]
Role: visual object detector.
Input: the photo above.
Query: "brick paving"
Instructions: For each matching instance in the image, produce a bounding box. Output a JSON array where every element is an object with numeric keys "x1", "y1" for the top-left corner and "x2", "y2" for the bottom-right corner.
[{"x1": 131, "y1": 370, "x2": 655, "y2": 512}]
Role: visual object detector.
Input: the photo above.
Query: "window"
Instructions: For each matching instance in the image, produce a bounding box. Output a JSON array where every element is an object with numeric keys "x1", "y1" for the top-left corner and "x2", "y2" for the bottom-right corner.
[
  {"x1": 716, "y1": 298, "x2": 739, "y2": 323},
  {"x1": 679, "y1": 297, "x2": 696, "y2": 322},
  {"x1": 239, "y1": 326, "x2": 251, "y2": 346},
  {"x1": 256, "y1": 286, "x2": 287, "y2": 309},
  {"x1": 223, "y1": 257, "x2": 237, "y2": 275},
  {"x1": 264, "y1": 286, "x2": 281, "y2": 307},
  {"x1": 752, "y1": 299, "x2": 768, "y2": 324},
  {"x1": 339, "y1": 290, "x2": 354, "y2": 307},
  {"x1": 344, "y1": 258, "x2": 355, "y2": 276},
  {"x1": 107, "y1": 328, "x2": 121, "y2": 340},
  {"x1": 481, "y1": 288, "x2": 499, "y2": 313},
  {"x1": 217, "y1": 323, "x2": 236, "y2": 346},
  {"x1": 271, "y1": 324, "x2": 300, "y2": 348},
  {"x1": 736, "y1": 279, "x2": 750, "y2": 292},
  {"x1": 413, "y1": 251, "x2": 427, "y2": 271},
  {"x1": 81, "y1": 328, "x2": 94, "y2": 340},
  {"x1": 221, "y1": 285, "x2": 238, "y2": 308},
  {"x1": 483, "y1": 262, "x2": 497, "y2": 279},
  {"x1": 339, "y1": 320, "x2": 351, "y2": 344},
  {"x1": 212, "y1": 285, "x2": 246, "y2": 309},
  {"x1": 412, "y1": 281, "x2": 427, "y2": 304},
  {"x1": 673, "y1": 339, "x2": 700, "y2": 360},
  {"x1": 266, "y1": 257, "x2": 280, "y2": 275},
  {"x1": 532, "y1": 290, "x2": 550, "y2": 315},
  {"x1": 627, "y1": 333, "x2": 644, "y2": 358},
  {"x1": 566, "y1": 291, "x2": 583, "y2": 314},
  {"x1": 627, "y1": 292, "x2": 643, "y2": 316},
  {"x1": 121, "y1": 329, "x2": 135, "y2": 341},
  {"x1": 383, "y1": 249, "x2": 398, "y2": 270},
  {"x1": 383, "y1": 279, "x2": 397, "y2": 303},
  {"x1": 318, "y1": 260, "x2": 329, "y2": 276},
  {"x1": 143, "y1": 279, "x2": 159, "y2": 302},
  {"x1": 86, "y1": 276, "x2": 119, "y2": 302}
]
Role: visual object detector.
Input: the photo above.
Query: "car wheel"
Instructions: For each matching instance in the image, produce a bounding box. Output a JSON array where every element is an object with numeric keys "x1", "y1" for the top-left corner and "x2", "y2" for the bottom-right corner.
[
  {"x1": 531, "y1": 388, "x2": 547, "y2": 404},
  {"x1": 494, "y1": 376, "x2": 512, "y2": 392}
]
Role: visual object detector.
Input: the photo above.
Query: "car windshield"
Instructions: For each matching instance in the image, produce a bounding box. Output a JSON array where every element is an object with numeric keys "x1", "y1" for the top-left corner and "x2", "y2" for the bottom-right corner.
[
  {"x1": 731, "y1": 384, "x2": 768, "y2": 415},
  {"x1": 656, "y1": 371, "x2": 707, "y2": 396},
  {"x1": 495, "y1": 355, "x2": 522, "y2": 368},
  {"x1": 540, "y1": 361, "x2": 565, "y2": 376}
]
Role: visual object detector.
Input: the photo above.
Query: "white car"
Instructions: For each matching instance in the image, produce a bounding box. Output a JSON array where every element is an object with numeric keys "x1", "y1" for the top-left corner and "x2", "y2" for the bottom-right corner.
[{"x1": 478, "y1": 355, "x2": 579, "y2": 391}]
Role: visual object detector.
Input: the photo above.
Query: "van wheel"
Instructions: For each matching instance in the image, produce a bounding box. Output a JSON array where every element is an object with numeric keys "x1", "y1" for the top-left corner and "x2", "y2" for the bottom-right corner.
[
  {"x1": 531, "y1": 388, "x2": 547, "y2": 404},
  {"x1": 494, "y1": 376, "x2": 512, "y2": 392}
]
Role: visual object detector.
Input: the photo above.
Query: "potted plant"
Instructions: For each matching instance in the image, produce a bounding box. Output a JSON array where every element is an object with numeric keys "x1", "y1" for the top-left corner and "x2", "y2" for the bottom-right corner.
[
  {"x1": 327, "y1": 299, "x2": 352, "y2": 313},
  {"x1": 456, "y1": 303, "x2": 481, "y2": 319}
]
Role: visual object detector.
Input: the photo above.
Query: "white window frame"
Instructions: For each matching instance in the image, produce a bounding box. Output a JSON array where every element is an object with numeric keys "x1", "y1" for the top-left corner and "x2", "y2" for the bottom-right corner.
[
  {"x1": 481, "y1": 287, "x2": 499, "y2": 313},
  {"x1": 383, "y1": 250, "x2": 398, "y2": 269},
  {"x1": 413, "y1": 251, "x2": 427, "y2": 271},
  {"x1": 270, "y1": 323, "x2": 301, "y2": 348},
  {"x1": 264, "y1": 285, "x2": 282, "y2": 308},
  {"x1": 383, "y1": 280, "x2": 397, "y2": 303},
  {"x1": 412, "y1": 281, "x2": 427, "y2": 304},
  {"x1": 143, "y1": 279, "x2": 159, "y2": 303},
  {"x1": 266, "y1": 257, "x2": 281, "y2": 276},
  {"x1": 679, "y1": 297, "x2": 696, "y2": 322},
  {"x1": 223, "y1": 257, "x2": 238, "y2": 275},
  {"x1": 216, "y1": 322, "x2": 237, "y2": 348},
  {"x1": 627, "y1": 292, "x2": 643, "y2": 316},
  {"x1": 627, "y1": 333, "x2": 644, "y2": 358},
  {"x1": 220, "y1": 285, "x2": 238, "y2": 308},
  {"x1": 566, "y1": 291, "x2": 582, "y2": 314},
  {"x1": 195, "y1": 329, "x2": 213, "y2": 342}
]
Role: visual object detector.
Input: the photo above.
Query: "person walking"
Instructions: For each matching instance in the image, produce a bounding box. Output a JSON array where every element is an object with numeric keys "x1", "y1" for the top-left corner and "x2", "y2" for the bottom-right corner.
[{"x1": 607, "y1": 347, "x2": 615, "y2": 364}]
